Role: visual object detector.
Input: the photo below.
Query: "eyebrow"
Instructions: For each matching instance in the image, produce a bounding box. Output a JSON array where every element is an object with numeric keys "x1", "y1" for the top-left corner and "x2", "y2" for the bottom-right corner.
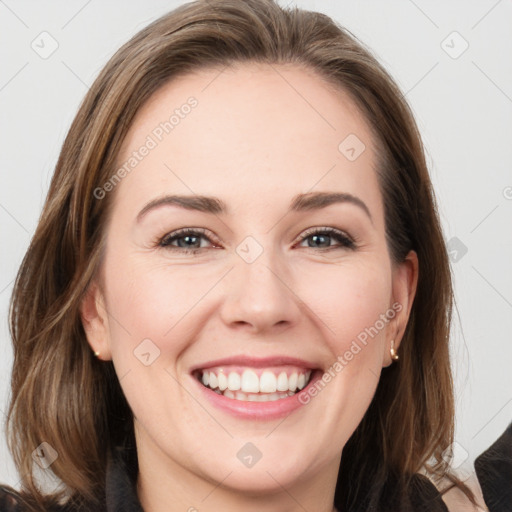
[{"x1": 136, "y1": 191, "x2": 372, "y2": 223}]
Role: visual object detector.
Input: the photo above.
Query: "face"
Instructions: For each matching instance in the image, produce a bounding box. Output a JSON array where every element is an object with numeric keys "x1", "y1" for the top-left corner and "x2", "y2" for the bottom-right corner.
[{"x1": 82, "y1": 62, "x2": 417, "y2": 501}]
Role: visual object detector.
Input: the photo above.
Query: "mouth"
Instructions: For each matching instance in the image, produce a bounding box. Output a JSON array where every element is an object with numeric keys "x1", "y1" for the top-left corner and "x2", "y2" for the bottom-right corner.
[{"x1": 192, "y1": 366, "x2": 317, "y2": 402}]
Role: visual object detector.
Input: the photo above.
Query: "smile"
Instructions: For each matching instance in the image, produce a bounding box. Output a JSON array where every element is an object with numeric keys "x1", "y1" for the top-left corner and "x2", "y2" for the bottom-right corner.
[{"x1": 194, "y1": 367, "x2": 313, "y2": 402}]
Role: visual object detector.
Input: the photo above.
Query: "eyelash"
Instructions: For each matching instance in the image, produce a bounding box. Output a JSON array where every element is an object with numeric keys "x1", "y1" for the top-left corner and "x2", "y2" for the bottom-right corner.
[{"x1": 157, "y1": 227, "x2": 357, "y2": 254}]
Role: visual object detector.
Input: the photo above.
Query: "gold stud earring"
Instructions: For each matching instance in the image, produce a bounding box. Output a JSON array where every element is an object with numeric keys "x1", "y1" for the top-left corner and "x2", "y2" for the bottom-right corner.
[
  {"x1": 93, "y1": 350, "x2": 100, "y2": 358},
  {"x1": 390, "y1": 340, "x2": 399, "y2": 361}
]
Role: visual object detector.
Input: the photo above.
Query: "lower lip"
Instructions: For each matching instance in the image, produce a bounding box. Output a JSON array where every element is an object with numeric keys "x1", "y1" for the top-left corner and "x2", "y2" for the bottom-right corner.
[{"x1": 191, "y1": 370, "x2": 321, "y2": 420}]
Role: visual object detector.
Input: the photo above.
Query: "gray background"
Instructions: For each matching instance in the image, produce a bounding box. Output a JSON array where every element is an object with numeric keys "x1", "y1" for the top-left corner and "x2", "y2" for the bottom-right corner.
[{"x1": 1, "y1": 0, "x2": 511, "y2": 487}]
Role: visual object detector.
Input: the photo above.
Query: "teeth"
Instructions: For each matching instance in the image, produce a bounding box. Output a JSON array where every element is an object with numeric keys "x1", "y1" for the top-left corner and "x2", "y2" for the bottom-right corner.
[
  {"x1": 218, "y1": 372, "x2": 228, "y2": 391},
  {"x1": 276, "y1": 371, "x2": 289, "y2": 392},
  {"x1": 241, "y1": 369, "x2": 260, "y2": 393},
  {"x1": 259, "y1": 371, "x2": 277, "y2": 393},
  {"x1": 200, "y1": 368, "x2": 312, "y2": 395},
  {"x1": 221, "y1": 389, "x2": 294, "y2": 401},
  {"x1": 227, "y1": 371, "x2": 241, "y2": 391},
  {"x1": 288, "y1": 372, "x2": 298, "y2": 391}
]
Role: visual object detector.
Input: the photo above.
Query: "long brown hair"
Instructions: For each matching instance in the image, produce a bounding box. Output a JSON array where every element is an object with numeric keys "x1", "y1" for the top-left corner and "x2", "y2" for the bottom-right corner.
[{"x1": 5, "y1": 0, "x2": 472, "y2": 509}]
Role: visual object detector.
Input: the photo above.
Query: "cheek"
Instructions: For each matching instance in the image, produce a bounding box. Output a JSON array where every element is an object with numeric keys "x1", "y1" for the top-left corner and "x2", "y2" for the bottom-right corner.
[
  {"x1": 101, "y1": 254, "x2": 217, "y2": 358},
  {"x1": 299, "y1": 260, "x2": 392, "y2": 350},
  {"x1": 289, "y1": 261, "x2": 392, "y2": 443},
  {"x1": 100, "y1": 257, "x2": 207, "y2": 425}
]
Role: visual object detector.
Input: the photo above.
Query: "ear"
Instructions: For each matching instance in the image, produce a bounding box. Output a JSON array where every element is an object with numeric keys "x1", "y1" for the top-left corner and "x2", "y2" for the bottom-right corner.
[
  {"x1": 79, "y1": 280, "x2": 112, "y2": 361},
  {"x1": 382, "y1": 250, "x2": 419, "y2": 367}
]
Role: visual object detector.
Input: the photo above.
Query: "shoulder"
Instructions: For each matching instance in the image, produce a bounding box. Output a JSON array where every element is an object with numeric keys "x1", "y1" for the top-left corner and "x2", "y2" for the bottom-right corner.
[
  {"x1": 474, "y1": 421, "x2": 512, "y2": 511},
  {"x1": 439, "y1": 474, "x2": 489, "y2": 512}
]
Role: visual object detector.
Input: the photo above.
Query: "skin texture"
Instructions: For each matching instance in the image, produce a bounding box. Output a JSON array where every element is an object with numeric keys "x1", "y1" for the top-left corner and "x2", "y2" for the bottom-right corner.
[{"x1": 80, "y1": 62, "x2": 418, "y2": 512}]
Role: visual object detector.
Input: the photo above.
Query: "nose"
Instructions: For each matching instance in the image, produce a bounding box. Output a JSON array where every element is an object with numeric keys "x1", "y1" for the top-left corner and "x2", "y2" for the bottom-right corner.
[{"x1": 218, "y1": 246, "x2": 302, "y2": 335}]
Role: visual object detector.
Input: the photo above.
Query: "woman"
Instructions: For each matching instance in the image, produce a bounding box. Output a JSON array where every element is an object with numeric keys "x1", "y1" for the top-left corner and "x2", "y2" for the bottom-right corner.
[{"x1": 1, "y1": 0, "x2": 486, "y2": 510}]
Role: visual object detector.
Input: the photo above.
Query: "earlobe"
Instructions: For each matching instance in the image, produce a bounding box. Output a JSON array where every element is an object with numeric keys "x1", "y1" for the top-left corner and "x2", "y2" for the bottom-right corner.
[
  {"x1": 383, "y1": 250, "x2": 419, "y2": 367},
  {"x1": 79, "y1": 281, "x2": 112, "y2": 360},
  {"x1": 389, "y1": 339, "x2": 400, "y2": 361}
]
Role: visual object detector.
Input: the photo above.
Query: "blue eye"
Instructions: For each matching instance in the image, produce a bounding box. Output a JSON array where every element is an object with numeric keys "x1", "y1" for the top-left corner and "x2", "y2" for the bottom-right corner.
[
  {"x1": 158, "y1": 226, "x2": 356, "y2": 254},
  {"x1": 159, "y1": 228, "x2": 213, "y2": 254},
  {"x1": 298, "y1": 227, "x2": 356, "y2": 250}
]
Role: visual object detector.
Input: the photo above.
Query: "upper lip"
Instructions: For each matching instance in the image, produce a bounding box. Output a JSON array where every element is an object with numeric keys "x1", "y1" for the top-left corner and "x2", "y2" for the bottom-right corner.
[{"x1": 190, "y1": 355, "x2": 319, "y2": 373}]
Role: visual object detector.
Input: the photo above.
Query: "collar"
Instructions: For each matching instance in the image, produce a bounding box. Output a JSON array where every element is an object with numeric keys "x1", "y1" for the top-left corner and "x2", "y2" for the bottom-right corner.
[{"x1": 105, "y1": 445, "x2": 144, "y2": 512}]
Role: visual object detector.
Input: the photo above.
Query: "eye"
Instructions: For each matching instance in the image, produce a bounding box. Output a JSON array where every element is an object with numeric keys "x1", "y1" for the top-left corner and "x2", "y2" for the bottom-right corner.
[
  {"x1": 296, "y1": 227, "x2": 356, "y2": 251},
  {"x1": 157, "y1": 226, "x2": 357, "y2": 255},
  {"x1": 159, "y1": 228, "x2": 217, "y2": 254}
]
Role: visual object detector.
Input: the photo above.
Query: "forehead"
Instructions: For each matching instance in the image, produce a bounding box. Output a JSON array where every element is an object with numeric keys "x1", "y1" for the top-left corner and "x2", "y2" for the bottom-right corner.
[{"x1": 113, "y1": 62, "x2": 382, "y2": 222}]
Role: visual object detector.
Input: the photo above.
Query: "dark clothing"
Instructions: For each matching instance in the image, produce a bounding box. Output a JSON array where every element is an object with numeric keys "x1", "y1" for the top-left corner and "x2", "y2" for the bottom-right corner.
[
  {"x1": 1, "y1": 424, "x2": 511, "y2": 511},
  {"x1": 475, "y1": 422, "x2": 512, "y2": 512}
]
